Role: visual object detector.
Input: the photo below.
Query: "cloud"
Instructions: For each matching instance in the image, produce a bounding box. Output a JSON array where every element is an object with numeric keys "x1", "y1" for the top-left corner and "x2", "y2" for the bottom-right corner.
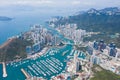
[
  {"x1": 0, "y1": 0, "x2": 120, "y2": 7},
  {"x1": 0, "y1": 0, "x2": 120, "y2": 12},
  {"x1": 17, "y1": 0, "x2": 54, "y2": 6},
  {"x1": 72, "y1": 1, "x2": 81, "y2": 5},
  {"x1": 71, "y1": 0, "x2": 95, "y2": 6},
  {"x1": 0, "y1": 0, "x2": 54, "y2": 7}
]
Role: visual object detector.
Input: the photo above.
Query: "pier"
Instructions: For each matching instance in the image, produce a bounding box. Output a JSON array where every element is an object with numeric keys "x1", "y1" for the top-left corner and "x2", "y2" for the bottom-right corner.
[
  {"x1": 21, "y1": 68, "x2": 31, "y2": 79},
  {"x1": 26, "y1": 57, "x2": 63, "y2": 77},
  {"x1": 2, "y1": 62, "x2": 7, "y2": 77},
  {"x1": 62, "y1": 50, "x2": 69, "y2": 56}
]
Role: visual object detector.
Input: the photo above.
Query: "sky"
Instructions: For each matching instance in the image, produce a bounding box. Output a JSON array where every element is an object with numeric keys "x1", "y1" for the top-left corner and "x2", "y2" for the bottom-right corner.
[{"x1": 0, "y1": 0, "x2": 120, "y2": 16}]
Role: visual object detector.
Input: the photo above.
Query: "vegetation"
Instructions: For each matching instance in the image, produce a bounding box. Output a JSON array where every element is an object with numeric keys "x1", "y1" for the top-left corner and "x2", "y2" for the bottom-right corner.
[
  {"x1": 54, "y1": 13, "x2": 120, "y2": 34},
  {"x1": 91, "y1": 65, "x2": 120, "y2": 80},
  {"x1": 71, "y1": 75, "x2": 79, "y2": 80},
  {"x1": 0, "y1": 38, "x2": 32, "y2": 62},
  {"x1": 83, "y1": 34, "x2": 120, "y2": 47},
  {"x1": 52, "y1": 8, "x2": 120, "y2": 47}
]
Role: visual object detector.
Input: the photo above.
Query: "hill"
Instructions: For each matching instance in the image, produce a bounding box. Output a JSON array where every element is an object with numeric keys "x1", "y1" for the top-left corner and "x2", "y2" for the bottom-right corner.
[
  {"x1": 50, "y1": 7, "x2": 120, "y2": 47},
  {"x1": 90, "y1": 65, "x2": 120, "y2": 80},
  {"x1": 0, "y1": 16, "x2": 13, "y2": 21},
  {"x1": 0, "y1": 38, "x2": 32, "y2": 62},
  {"x1": 52, "y1": 7, "x2": 120, "y2": 34}
]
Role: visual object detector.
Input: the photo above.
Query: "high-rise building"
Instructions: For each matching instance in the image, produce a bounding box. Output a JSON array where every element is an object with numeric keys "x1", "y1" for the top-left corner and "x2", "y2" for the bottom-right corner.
[
  {"x1": 109, "y1": 42, "x2": 116, "y2": 49},
  {"x1": 87, "y1": 46, "x2": 93, "y2": 55},
  {"x1": 108, "y1": 43, "x2": 117, "y2": 57},
  {"x1": 93, "y1": 41, "x2": 99, "y2": 50},
  {"x1": 74, "y1": 52, "x2": 78, "y2": 64},
  {"x1": 76, "y1": 61, "x2": 82, "y2": 72},
  {"x1": 90, "y1": 55, "x2": 100, "y2": 64},
  {"x1": 109, "y1": 48, "x2": 117, "y2": 57},
  {"x1": 93, "y1": 40, "x2": 106, "y2": 52},
  {"x1": 73, "y1": 52, "x2": 82, "y2": 72}
]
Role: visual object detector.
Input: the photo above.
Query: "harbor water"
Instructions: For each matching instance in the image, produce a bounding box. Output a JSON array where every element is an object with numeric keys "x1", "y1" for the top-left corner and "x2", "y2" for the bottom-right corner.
[{"x1": 0, "y1": 10, "x2": 85, "y2": 80}]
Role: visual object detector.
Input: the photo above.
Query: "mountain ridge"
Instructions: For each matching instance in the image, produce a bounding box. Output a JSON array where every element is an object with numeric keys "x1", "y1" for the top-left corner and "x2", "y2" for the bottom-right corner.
[{"x1": 51, "y1": 7, "x2": 120, "y2": 33}]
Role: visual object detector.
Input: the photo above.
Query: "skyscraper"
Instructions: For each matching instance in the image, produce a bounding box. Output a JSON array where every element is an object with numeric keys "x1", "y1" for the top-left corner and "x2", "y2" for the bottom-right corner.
[
  {"x1": 74, "y1": 52, "x2": 78, "y2": 64},
  {"x1": 76, "y1": 61, "x2": 82, "y2": 72}
]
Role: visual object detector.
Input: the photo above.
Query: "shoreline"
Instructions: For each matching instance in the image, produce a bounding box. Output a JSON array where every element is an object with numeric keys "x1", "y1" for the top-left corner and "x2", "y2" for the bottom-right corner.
[
  {"x1": 0, "y1": 42, "x2": 72, "y2": 80},
  {"x1": 27, "y1": 47, "x2": 49, "y2": 59},
  {"x1": 0, "y1": 47, "x2": 49, "y2": 64},
  {"x1": 0, "y1": 45, "x2": 66, "y2": 64},
  {"x1": 0, "y1": 37, "x2": 16, "y2": 49}
]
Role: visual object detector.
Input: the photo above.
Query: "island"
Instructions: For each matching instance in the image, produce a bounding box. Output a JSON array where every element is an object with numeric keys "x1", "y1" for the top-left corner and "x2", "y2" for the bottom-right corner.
[{"x1": 0, "y1": 16, "x2": 13, "y2": 21}]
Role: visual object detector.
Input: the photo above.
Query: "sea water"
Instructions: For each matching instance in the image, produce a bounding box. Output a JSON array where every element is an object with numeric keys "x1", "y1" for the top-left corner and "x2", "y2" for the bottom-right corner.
[
  {"x1": 0, "y1": 44, "x2": 75, "y2": 80},
  {"x1": 0, "y1": 9, "x2": 82, "y2": 80}
]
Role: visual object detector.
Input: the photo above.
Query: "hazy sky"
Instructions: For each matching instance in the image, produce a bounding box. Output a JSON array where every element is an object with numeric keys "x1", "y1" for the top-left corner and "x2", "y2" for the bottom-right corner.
[
  {"x1": 0, "y1": 0, "x2": 119, "y2": 7},
  {"x1": 0, "y1": 0, "x2": 120, "y2": 16}
]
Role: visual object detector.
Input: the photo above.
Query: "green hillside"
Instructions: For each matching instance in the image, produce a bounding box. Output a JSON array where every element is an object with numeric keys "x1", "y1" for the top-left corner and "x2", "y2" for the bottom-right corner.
[
  {"x1": 52, "y1": 7, "x2": 120, "y2": 47},
  {"x1": 0, "y1": 38, "x2": 32, "y2": 62},
  {"x1": 91, "y1": 65, "x2": 120, "y2": 80}
]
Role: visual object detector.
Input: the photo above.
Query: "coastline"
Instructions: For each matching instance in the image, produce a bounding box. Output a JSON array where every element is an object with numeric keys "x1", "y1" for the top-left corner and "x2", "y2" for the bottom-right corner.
[
  {"x1": 0, "y1": 46, "x2": 49, "y2": 65},
  {"x1": 0, "y1": 37, "x2": 16, "y2": 49},
  {"x1": 0, "y1": 41, "x2": 73, "y2": 80},
  {"x1": 0, "y1": 44, "x2": 67, "y2": 65},
  {"x1": 27, "y1": 47, "x2": 49, "y2": 59}
]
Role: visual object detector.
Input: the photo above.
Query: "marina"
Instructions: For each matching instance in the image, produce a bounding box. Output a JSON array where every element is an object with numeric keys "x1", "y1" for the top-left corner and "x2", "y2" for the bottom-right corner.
[
  {"x1": 0, "y1": 23, "x2": 84, "y2": 80},
  {"x1": 0, "y1": 43, "x2": 85, "y2": 80},
  {"x1": 69, "y1": 49, "x2": 85, "y2": 59},
  {"x1": 26, "y1": 56, "x2": 64, "y2": 78}
]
